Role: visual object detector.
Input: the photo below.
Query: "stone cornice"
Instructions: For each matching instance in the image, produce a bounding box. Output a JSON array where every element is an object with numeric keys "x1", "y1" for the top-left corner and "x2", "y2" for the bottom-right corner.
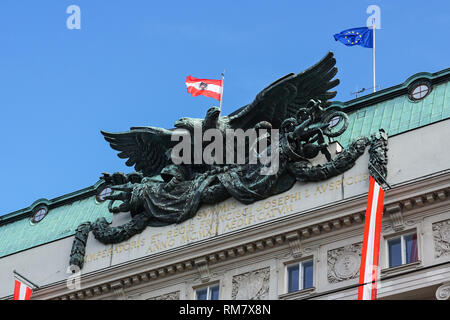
[{"x1": 31, "y1": 171, "x2": 450, "y2": 300}]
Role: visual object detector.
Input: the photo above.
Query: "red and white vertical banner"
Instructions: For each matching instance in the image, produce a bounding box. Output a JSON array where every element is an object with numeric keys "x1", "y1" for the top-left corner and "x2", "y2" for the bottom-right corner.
[
  {"x1": 13, "y1": 279, "x2": 33, "y2": 300},
  {"x1": 185, "y1": 76, "x2": 223, "y2": 101},
  {"x1": 358, "y1": 176, "x2": 385, "y2": 300}
]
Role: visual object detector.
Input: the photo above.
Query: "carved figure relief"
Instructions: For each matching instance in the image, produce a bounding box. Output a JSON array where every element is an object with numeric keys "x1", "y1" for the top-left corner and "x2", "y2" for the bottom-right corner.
[
  {"x1": 328, "y1": 243, "x2": 362, "y2": 283},
  {"x1": 433, "y1": 220, "x2": 450, "y2": 258},
  {"x1": 232, "y1": 267, "x2": 270, "y2": 300}
]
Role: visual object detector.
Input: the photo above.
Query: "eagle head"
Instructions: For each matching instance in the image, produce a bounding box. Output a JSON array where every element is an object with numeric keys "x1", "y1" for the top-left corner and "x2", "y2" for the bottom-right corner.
[{"x1": 203, "y1": 106, "x2": 221, "y2": 130}]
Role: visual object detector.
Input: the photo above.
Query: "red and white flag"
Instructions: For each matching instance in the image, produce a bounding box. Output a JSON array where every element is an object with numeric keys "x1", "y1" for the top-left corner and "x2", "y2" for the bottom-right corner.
[
  {"x1": 185, "y1": 76, "x2": 223, "y2": 101},
  {"x1": 13, "y1": 279, "x2": 33, "y2": 300},
  {"x1": 358, "y1": 176, "x2": 385, "y2": 300}
]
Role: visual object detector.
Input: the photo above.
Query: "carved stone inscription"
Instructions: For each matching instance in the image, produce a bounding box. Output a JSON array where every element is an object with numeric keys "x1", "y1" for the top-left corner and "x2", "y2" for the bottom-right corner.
[
  {"x1": 433, "y1": 220, "x2": 450, "y2": 258},
  {"x1": 232, "y1": 267, "x2": 270, "y2": 300},
  {"x1": 328, "y1": 243, "x2": 362, "y2": 283},
  {"x1": 83, "y1": 173, "x2": 370, "y2": 266}
]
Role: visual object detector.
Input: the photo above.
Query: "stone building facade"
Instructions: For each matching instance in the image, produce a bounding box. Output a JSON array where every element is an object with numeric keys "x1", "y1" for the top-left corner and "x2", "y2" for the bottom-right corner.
[{"x1": 0, "y1": 68, "x2": 449, "y2": 300}]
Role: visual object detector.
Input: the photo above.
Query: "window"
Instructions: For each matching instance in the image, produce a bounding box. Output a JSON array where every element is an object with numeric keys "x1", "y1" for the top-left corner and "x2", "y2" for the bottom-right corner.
[
  {"x1": 387, "y1": 233, "x2": 418, "y2": 268},
  {"x1": 286, "y1": 260, "x2": 314, "y2": 293},
  {"x1": 196, "y1": 284, "x2": 219, "y2": 300},
  {"x1": 96, "y1": 186, "x2": 112, "y2": 202},
  {"x1": 31, "y1": 206, "x2": 48, "y2": 224},
  {"x1": 409, "y1": 83, "x2": 431, "y2": 101}
]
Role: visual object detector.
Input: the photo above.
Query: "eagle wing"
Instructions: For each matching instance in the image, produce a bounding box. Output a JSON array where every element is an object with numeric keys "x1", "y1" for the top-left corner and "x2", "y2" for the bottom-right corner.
[
  {"x1": 101, "y1": 126, "x2": 177, "y2": 177},
  {"x1": 228, "y1": 52, "x2": 339, "y2": 129}
]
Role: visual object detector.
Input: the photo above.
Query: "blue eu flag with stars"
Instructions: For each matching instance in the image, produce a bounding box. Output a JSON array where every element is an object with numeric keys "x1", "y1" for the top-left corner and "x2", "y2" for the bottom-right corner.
[{"x1": 334, "y1": 27, "x2": 373, "y2": 48}]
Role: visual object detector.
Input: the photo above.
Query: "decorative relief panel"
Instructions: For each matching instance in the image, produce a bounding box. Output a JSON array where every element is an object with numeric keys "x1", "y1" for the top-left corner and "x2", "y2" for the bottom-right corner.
[
  {"x1": 147, "y1": 291, "x2": 180, "y2": 300},
  {"x1": 231, "y1": 267, "x2": 270, "y2": 300},
  {"x1": 432, "y1": 220, "x2": 450, "y2": 258},
  {"x1": 327, "y1": 243, "x2": 362, "y2": 283}
]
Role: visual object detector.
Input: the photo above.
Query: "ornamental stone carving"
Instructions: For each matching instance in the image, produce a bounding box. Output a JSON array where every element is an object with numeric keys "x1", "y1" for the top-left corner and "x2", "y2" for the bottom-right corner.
[
  {"x1": 232, "y1": 267, "x2": 270, "y2": 300},
  {"x1": 432, "y1": 220, "x2": 450, "y2": 258},
  {"x1": 147, "y1": 291, "x2": 180, "y2": 300},
  {"x1": 385, "y1": 203, "x2": 404, "y2": 231},
  {"x1": 328, "y1": 243, "x2": 362, "y2": 283},
  {"x1": 436, "y1": 282, "x2": 450, "y2": 300}
]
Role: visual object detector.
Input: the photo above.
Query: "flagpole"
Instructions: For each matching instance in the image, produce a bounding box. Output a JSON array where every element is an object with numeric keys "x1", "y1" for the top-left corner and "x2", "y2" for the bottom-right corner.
[
  {"x1": 13, "y1": 270, "x2": 40, "y2": 289},
  {"x1": 219, "y1": 70, "x2": 225, "y2": 114},
  {"x1": 372, "y1": 18, "x2": 376, "y2": 93}
]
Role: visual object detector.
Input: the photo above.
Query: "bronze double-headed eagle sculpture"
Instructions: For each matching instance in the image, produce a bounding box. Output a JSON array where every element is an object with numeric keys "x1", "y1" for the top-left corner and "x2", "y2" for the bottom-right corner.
[{"x1": 69, "y1": 52, "x2": 388, "y2": 269}]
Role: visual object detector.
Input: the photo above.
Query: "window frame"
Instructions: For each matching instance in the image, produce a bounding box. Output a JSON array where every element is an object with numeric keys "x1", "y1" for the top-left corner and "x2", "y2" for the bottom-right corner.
[
  {"x1": 285, "y1": 259, "x2": 314, "y2": 293},
  {"x1": 194, "y1": 282, "x2": 220, "y2": 300},
  {"x1": 385, "y1": 231, "x2": 419, "y2": 268},
  {"x1": 30, "y1": 206, "x2": 49, "y2": 224},
  {"x1": 408, "y1": 80, "x2": 432, "y2": 102}
]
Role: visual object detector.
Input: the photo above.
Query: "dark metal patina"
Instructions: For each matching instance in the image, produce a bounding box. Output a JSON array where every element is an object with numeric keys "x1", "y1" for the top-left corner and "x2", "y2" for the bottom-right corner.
[{"x1": 70, "y1": 52, "x2": 388, "y2": 269}]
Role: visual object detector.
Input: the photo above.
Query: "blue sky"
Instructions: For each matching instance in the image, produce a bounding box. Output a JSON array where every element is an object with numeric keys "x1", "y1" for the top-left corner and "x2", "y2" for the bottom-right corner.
[{"x1": 0, "y1": 0, "x2": 448, "y2": 215}]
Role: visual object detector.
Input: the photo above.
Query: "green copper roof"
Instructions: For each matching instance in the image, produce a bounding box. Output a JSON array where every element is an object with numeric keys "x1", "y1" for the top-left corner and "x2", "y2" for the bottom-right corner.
[
  {"x1": 0, "y1": 182, "x2": 112, "y2": 258},
  {"x1": 334, "y1": 68, "x2": 450, "y2": 147},
  {"x1": 0, "y1": 68, "x2": 449, "y2": 258}
]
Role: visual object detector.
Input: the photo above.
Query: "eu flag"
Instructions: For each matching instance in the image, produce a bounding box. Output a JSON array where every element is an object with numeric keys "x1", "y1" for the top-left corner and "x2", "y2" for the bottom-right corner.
[{"x1": 334, "y1": 27, "x2": 373, "y2": 48}]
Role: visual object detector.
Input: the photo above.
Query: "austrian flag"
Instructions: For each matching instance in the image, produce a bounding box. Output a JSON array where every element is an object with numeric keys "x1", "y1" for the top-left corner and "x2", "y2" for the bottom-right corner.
[
  {"x1": 13, "y1": 280, "x2": 32, "y2": 300},
  {"x1": 358, "y1": 176, "x2": 385, "y2": 300},
  {"x1": 185, "y1": 76, "x2": 223, "y2": 101}
]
